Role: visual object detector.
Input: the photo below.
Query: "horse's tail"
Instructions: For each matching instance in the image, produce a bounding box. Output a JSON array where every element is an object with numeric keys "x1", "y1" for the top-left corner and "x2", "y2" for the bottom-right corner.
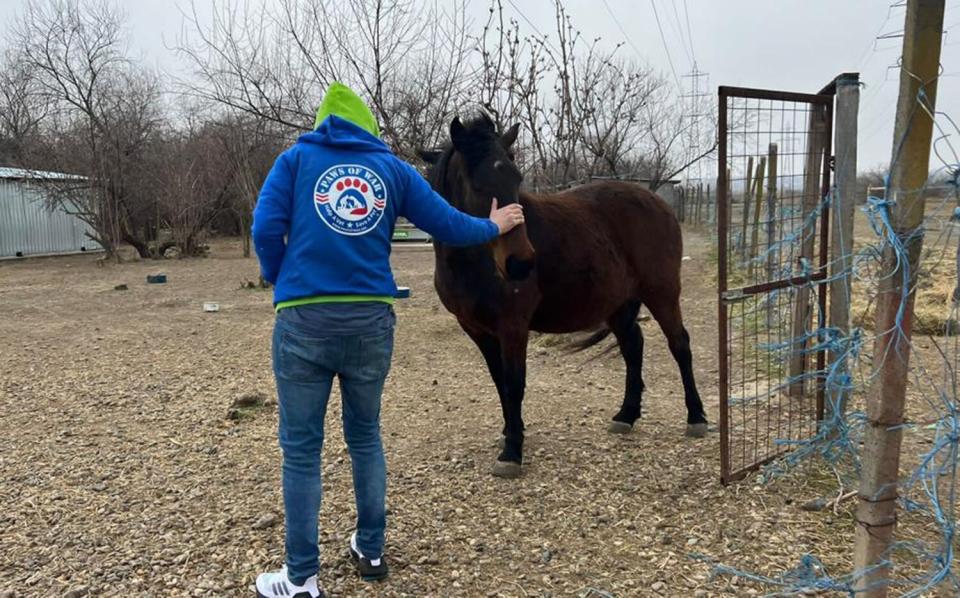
[{"x1": 567, "y1": 327, "x2": 614, "y2": 353}]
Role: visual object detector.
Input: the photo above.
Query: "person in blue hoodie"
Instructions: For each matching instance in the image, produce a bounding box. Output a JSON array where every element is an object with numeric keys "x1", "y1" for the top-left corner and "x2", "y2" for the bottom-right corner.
[{"x1": 252, "y1": 83, "x2": 524, "y2": 598}]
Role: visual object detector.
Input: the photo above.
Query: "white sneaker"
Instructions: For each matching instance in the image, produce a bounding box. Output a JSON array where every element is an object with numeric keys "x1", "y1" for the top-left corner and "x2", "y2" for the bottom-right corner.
[{"x1": 255, "y1": 565, "x2": 323, "y2": 598}]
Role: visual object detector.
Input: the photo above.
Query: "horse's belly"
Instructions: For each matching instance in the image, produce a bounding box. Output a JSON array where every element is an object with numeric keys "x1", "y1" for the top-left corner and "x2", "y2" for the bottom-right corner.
[{"x1": 530, "y1": 281, "x2": 630, "y2": 332}]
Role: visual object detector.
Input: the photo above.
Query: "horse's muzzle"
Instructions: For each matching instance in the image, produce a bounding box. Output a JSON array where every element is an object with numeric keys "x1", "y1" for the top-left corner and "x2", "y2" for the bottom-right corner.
[
  {"x1": 505, "y1": 255, "x2": 534, "y2": 281},
  {"x1": 492, "y1": 225, "x2": 536, "y2": 283}
]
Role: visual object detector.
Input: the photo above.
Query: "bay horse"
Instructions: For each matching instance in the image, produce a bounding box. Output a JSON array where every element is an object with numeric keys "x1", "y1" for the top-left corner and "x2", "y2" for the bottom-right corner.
[{"x1": 420, "y1": 114, "x2": 708, "y2": 478}]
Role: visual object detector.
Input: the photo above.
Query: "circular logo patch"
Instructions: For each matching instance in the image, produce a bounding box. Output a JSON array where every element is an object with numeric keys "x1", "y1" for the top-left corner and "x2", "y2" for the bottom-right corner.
[{"x1": 313, "y1": 165, "x2": 388, "y2": 235}]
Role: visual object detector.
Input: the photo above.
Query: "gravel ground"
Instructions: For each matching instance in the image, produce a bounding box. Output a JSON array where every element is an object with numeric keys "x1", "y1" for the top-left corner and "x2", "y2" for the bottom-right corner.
[{"x1": 0, "y1": 231, "x2": 948, "y2": 597}]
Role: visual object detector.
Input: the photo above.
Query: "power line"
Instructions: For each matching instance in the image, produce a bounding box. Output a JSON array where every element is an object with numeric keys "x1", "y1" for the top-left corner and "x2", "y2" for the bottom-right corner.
[
  {"x1": 599, "y1": 0, "x2": 662, "y2": 76},
  {"x1": 648, "y1": 0, "x2": 682, "y2": 89},
  {"x1": 504, "y1": 0, "x2": 560, "y2": 56},
  {"x1": 682, "y1": 0, "x2": 698, "y2": 68},
  {"x1": 668, "y1": 0, "x2": 693, "y2": 65},
  {"x1": 854, "y1": 3, "x2": 904, "y2": 70}
]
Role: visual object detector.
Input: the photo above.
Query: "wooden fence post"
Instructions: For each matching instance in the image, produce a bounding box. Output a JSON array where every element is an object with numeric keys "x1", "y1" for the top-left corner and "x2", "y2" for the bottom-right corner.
[
  {"x1": 727, "y1": 169, "x2": 733, "y2": 232},
  {"x1": 748, "y1": 157, "x2": 767, "y2": 278},
  {"x1": 690, "y1": 184, "x2": 696, "y2": 225},
  {"x1": 765, "y1": 143, "x2": 779, "y2": 327},
  {"x1": 707, "y1": 183, "x2": 714, "y2": 225},
  {"x1": 788, "y1": 104, "x2": 829, "y2": 397},
  {"x1": 853, "y1": 1, "x2": 944, "y2": 594},
  {"x1": 725, "y1": 169, "x2": 732, "y2": 231},
  {"x1": 680, "y1": 186, "x2": 687, "y2": 222},
  {"x1": 696, "y1": 183, "x2": 703, "y2": 225},
  {"x1": 740, "y1": 157, "x2": 754, "y2": 256},
  {"x1": 828, "y1": 73, "x2": 861, "y2": 418}
]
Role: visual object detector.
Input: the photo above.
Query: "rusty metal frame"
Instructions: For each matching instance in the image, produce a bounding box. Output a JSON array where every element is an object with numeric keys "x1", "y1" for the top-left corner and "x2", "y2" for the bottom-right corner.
[{"x1": 718, "y1": 85, "x2": 833, "y2": 485}]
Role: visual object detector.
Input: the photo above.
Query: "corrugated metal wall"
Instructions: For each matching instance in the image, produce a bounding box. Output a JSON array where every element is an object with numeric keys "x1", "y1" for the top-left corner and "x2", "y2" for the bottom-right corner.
[
  {"x1": 0, "y1": 179, "x2": 102, "y2": 258},
  {"x1": 648, "y1": 183, "x2": 680, "y2": 212}
]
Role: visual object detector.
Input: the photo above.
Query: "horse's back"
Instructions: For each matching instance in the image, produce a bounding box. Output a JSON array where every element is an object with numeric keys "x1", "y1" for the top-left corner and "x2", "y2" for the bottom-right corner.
[
  {"x1": 524, "y1": 180, "x2": 682, "y2": 265},
  {"x1": 520, "y1": 181, "x2": 684, "y2": 332},
  {"x1": 552, "y1": 180, "x2": 672, "y2": 207}
]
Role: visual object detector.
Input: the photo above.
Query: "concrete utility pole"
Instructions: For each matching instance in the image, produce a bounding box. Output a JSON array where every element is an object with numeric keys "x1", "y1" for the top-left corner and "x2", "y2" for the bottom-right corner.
[{"x1": 853, "y1": 1, "x2": 944, "y2": 595}]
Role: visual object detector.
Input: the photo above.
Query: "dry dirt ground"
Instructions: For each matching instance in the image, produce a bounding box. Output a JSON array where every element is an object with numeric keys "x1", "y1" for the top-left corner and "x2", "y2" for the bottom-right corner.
[{"x1": 0, "y1": 230, "x2": 947, "y2": 597}]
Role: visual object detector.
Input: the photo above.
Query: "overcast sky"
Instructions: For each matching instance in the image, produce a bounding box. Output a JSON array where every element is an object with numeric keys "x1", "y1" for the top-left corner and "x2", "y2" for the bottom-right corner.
[{"x1": 1, "y1": 0, "x2": 957, "y2": 173}]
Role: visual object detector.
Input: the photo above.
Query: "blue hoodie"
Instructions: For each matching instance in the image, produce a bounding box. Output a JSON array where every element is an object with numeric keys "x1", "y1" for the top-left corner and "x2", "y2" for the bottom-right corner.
[{"x1": 252, "y1": 114, "x2": 498, "y2": 309}]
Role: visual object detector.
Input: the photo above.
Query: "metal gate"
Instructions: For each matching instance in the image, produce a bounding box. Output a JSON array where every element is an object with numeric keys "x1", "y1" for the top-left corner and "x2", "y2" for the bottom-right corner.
[{"x1": 718, "y1": 86, "x2": 832, "y2": 484}]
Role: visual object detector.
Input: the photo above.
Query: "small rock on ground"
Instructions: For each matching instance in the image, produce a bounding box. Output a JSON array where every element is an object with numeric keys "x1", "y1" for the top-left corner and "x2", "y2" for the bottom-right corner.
[
  {"x1": 232, "y1": 392, "x2": 267, "y2": 409},
  {"x1": 252, "y1": 513, "x2": 278, "y2": 530},
  {"x1": 801, "y1": 497, "x2": 828, "y2": 512},
  {"x1": 64, "y1": 586, "x2": 89, "y2": 598}
]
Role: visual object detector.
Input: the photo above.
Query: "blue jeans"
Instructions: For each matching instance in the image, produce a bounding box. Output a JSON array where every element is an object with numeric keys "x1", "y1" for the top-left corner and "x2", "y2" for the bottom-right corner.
[{"x1": 272, "y1": 317, "x2": 394, "y2": 585}]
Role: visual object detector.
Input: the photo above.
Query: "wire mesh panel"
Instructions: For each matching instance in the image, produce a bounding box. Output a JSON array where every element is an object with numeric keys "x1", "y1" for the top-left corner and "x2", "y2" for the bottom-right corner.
[{"x1": 718, "y1": 86, "x2": 832, "y2": 484}]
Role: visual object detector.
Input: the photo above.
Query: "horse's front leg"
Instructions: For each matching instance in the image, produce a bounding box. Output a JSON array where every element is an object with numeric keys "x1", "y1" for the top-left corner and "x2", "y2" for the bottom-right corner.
[
  {"x1": 462, "y1": 325, "x2": 509, "y2": 446},
  {"x1": 492, "y1": 326, "x2": 529, "y2": 479}
]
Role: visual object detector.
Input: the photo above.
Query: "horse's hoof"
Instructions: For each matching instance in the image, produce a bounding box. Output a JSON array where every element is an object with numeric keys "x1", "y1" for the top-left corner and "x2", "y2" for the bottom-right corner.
[
  {"x1": 492, "y1": 460, "x2": 522, "y2": 478},
  {"x1": 686, "y1": 423, "x2": 709, "y2": 438},
  {"x1": 608, "y1": 421, "x2": 634, "y2": 434}
]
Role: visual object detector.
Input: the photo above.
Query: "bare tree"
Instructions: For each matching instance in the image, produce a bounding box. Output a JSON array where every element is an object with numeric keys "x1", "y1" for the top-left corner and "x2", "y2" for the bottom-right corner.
[
  {"x1": 539, "y1": 0, "x2": 587, "y2": 186},
  {"x1": 0, "y1": 1, "x2": 638, "y2": 262},
  {"x1": 469, "y1": 1, "x2": 688, "y2": 190},
  {"x1": 174, "y1": 0, "x2": 714, "y2": 198},
  {"x1": 857, "y1": 164, "x2": 889, "y2": 202},
  {"x1": 384, "y1": 1, "x2": 474, "y2": 161},
  {"x1": 473, "y1": 1, "x2": 525, "y2": 129},
  {"x1": 0, "y1": 50, "x2": 50, "y2": 165},
  {"x1": 147, "y1": 125, "x2": 235, "y2": 256},
  {"x1": 211, "y1": 115, "x2": 285, "y2": 257},
  {"x1": 176, "y1": 0, "x2": 467, "y2": 159},
  {"x1": 574, "y1": 57, "x2": 660, "y2": 177},
  {"x1": 175, "y1": 0, "x2": 317, "y2": 132},
  {"x1": 639, "y1": 84, "x2": 718, "y2": 191},
  {"x1": 8, "y1": 0, "x2": 163, "y2": 258}
]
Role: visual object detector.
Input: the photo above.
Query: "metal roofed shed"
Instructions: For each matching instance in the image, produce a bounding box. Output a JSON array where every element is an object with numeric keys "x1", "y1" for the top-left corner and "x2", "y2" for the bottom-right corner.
[{"x1": 0, "y1": 167, "x2": 102, "y2": 259}]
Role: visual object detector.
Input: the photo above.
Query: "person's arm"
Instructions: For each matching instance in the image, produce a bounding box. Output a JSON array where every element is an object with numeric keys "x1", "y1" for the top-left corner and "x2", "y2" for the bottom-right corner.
[
  {"x1": 251, "y1": 151, "x2": 295, "y2": 284},
  {"x1": 399, "y1": 162, "x2": 523, "y2": 246}
]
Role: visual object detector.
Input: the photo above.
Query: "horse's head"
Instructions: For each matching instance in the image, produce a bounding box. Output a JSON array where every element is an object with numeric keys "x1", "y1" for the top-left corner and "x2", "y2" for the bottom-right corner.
[{"x1": 420, "y1": 114, "x2": 535, "y2": 282}]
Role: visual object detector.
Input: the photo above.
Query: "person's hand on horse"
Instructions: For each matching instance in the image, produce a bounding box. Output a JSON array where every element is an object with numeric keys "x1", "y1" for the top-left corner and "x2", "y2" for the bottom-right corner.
[{"x1": 489, "y1": 198, "x2": 525, "y2": 235}]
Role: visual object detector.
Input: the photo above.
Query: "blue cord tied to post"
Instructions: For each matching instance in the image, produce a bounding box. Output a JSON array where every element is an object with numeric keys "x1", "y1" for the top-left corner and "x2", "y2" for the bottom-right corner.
[{"x1": 706, "y1": 153, "x2": 960, "y2": 595}]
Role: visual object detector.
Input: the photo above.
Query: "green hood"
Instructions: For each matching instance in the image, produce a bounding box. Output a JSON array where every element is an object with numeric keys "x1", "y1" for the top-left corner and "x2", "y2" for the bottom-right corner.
[{"x1": 314, "y1": 82, "x2": 381, "y2": 139}]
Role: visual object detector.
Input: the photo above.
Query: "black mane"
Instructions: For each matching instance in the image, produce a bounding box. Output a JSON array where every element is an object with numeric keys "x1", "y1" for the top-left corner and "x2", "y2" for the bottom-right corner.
[{"x1": 426, "y1": 114, "x2": 501, "y2": 194}]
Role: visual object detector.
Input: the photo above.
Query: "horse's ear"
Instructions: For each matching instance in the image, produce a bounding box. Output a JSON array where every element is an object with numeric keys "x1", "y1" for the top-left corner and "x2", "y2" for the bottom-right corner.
[
  {"x1": 450, "y1": 117, "x2": 468, "y2": 150},
  {"x1": 501, "y1": 123, "x2": 520, "y2": 149},
  {"x1": 418, "y1": 149, "x2": 442, "y2": 164}
]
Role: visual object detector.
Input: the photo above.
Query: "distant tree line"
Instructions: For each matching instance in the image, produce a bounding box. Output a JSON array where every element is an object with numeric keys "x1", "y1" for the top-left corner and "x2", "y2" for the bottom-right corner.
[
  {"x1": 0, "y1": 0, "x2": 715, "y2": 259},
  {"x1": 856, "y1": 164, "x2": 956, "y2": 203}
]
